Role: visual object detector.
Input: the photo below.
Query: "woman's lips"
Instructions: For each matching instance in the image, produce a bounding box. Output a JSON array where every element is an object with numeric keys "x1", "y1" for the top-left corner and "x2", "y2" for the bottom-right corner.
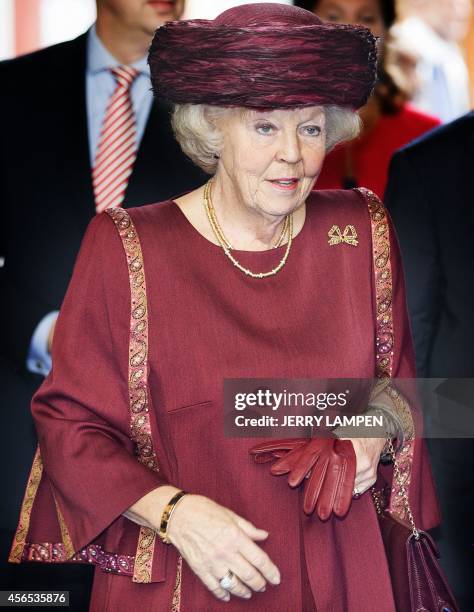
[{"x1": 267, "y1": 178, "x2": 300, "y2": 191}]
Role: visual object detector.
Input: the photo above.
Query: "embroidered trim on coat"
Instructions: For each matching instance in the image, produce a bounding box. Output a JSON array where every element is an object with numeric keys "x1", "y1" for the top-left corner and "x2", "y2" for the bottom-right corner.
[
  {"x1": 107, "y1": 207, "x2": 158, "y2": 585},
  {"x1": 356, "y1": 187, "x2": 415, "y2": 523},
  {"x1": 22, "y1": 543, "x2": 135, "y2": 575},
  {"x1": 9, "y1": 447, "x2": 43, "y2": 563},
  {"x1": 171, "y1": 556, "x2": 183, "y2": 612},
  {"x1": 357, "y1": 187, "x2": 394, "y2": 379},
  {"x1": 53, "y1": 494, "x2": 75, "y2": 559}
]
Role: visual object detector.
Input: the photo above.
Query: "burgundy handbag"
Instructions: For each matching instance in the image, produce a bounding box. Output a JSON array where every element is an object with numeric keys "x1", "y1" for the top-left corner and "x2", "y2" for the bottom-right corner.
[{"x1": 372, "y1": 440, "x2": 459, "y2": 612}]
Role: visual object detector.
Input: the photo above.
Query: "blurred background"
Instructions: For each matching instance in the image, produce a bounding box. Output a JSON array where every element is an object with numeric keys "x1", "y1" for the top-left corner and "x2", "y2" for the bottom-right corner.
[{"x1": 0, "y1": 1, "x2": 294, "y2": 58}]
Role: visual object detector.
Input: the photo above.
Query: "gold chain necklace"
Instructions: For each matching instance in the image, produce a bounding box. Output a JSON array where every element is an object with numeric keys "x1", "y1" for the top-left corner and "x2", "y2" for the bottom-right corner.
[
  {"x1": 204, "y1": 182, "x2": 289, "y2": 251},
  {"x1": 203, "y1": 180, "x2": 293, "y2": 279}
]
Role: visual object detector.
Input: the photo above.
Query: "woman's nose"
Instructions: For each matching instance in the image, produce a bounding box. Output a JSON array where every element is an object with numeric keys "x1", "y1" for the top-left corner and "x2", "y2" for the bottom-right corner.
[{"x1": 276, "y1": 132, "x2": 302, "y2": 164}]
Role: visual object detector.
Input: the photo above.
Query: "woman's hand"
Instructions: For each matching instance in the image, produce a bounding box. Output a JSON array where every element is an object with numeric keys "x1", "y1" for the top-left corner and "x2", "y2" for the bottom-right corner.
[
  {"x1": 167, "y1": 494, "x2": 281, "y2": 602},
  {"x1": 341, "y1": 437, "x2": 386, "y2": 495}
]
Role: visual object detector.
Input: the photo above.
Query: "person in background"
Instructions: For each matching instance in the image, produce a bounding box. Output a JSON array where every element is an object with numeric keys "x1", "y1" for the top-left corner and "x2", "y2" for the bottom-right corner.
[
  {"x1": 0, "y1": 0, "x2": 203, "y2": 383},
  {"x1": 385, "y1": 111, "x2": 474, "y2": 609},
  {"x1": 0, "y1": 0, "x2": 203, "y2": 608},
  {"x1": 392, "y1": 0, "x2": 472, "y2": 123},
  {"x1": 294, "y1": 0, "x2": 440, "y2": 198}
]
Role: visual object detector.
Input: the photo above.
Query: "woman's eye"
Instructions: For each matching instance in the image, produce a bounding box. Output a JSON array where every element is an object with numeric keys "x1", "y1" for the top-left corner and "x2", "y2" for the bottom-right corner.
[
  {"x1": 256, "y1": 124, "x2": 275, "y2": 135},
  {"x1": 302, "y1": 125, "x2": 322, "y2": 136}
]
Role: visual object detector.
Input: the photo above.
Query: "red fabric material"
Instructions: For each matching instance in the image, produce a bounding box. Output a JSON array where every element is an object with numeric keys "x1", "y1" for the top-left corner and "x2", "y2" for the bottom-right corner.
[
  {"x1": 148, "y1": 3, "x2": 377, "y2": 109},
  {"x1": 24, "y1": 189, "x2": 438, "y2": 610},
  {"x1": 317, "y1": 105, "x2": 441, "y2": 197},
  {"x1": 25, "y1": 214, "x2": 172, "y2": 579}
]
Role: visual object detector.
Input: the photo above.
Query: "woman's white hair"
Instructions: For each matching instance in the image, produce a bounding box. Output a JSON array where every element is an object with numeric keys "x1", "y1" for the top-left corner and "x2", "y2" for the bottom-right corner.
[{"x1": 171, "y1": 103, "x2": 361, "y2": 174}]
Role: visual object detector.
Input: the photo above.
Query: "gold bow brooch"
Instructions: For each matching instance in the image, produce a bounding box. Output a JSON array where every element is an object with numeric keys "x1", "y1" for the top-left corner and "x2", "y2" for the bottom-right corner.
[{"x1": 328, "y1": 225, "x2": 358, "y2": 247}]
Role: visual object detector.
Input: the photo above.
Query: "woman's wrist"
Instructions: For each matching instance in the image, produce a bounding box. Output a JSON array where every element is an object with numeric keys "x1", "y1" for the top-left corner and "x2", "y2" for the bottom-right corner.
[
  {"x1": 164, "y1": 493, "x2": 198, "y2": 544},
  {"x1": 369, "y1": 381, "x2": 415, "y2": 446},
  {"x1": 123, "y1": 484, "x2": 182, "y2": 531},
  {"x1": 158, "y1": 489, "x2": 189, "y2": 544}
]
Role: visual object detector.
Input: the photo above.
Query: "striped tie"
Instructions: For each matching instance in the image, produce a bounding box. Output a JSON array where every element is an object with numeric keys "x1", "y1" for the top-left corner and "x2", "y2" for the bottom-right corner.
[{"x1": 93, "y1": 66, "x2": 139, "y2": 213}]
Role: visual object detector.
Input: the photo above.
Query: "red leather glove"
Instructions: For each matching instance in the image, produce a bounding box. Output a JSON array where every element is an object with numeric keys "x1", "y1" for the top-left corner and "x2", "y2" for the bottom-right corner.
[
  {"x1": 250, "y1": 438, "x2": 356, "y2": 520},
  {"x1": 250, "y1": 438, "x2": 307, "y2": 464}
]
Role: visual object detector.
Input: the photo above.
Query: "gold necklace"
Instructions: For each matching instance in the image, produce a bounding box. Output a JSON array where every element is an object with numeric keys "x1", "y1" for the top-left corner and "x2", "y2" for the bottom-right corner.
[
  {"x1": 207, "y1": 203, "x2": 289, "y2": 251},
  {"x1": 203, "y1": 180, "x2": 293, "y2": 279},
  {"x1": 204, "y1": 183, "x2": 289, "y2": 251}
]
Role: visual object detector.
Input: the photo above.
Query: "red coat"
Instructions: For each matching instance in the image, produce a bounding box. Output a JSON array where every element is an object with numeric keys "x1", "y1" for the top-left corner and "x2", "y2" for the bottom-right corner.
[
  {"x1": 317, "y1": 105, "x2": 441, "y2": 197},
  {"x1": 9, "y1": 189, "x2": 439, "y2": 611}
]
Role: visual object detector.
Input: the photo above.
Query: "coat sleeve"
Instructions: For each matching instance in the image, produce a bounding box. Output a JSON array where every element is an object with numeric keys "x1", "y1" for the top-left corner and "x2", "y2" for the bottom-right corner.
[
  {"x1": 384, "y1": 149, "x2": 441, "y2": 378},
  {"x1": 30, "y1": 212, "x2": 169, "y2": 554}
]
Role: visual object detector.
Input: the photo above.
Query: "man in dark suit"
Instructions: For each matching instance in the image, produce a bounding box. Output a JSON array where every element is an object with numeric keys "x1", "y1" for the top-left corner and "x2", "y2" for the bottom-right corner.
[
  {"x1": 1, "y1": 0, "x2": 203, "y2": 378},
  {"x1": 0, "y1": 0, "x2": 204, "y2": 606},
  {"x1": 385, "y1": 112, "x2": 474, "y2": 608}
]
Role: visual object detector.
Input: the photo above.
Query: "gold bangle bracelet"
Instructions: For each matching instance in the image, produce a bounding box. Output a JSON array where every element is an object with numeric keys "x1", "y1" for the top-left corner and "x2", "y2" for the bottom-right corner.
[{"x1": 158, "y1": 490, "x2": 188, "y2": 544}]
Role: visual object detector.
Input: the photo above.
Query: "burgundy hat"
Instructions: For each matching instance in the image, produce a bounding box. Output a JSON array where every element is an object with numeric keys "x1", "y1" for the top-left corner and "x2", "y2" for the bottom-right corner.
[{"x1": 148, "y1": 2, "x2": 377, "y2": 110}]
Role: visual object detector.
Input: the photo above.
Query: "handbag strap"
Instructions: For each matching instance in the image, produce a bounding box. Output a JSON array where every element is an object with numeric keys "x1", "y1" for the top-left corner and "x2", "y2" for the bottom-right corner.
[
  {"x1": 387, "y1": 439, "x2": 420, "y2": 539},
  {"x1": 372, "y1": 439, "x2": 420, "y2": 540}
]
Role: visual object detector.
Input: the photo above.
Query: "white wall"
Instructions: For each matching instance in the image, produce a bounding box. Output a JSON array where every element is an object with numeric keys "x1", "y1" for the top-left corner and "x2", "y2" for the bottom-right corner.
[
  {"x1": 0, "y1": 0, "x2": 14, "y2": 60},
  {"x1": 40, "y1": 0, "x2": 96, "y2": 47}
]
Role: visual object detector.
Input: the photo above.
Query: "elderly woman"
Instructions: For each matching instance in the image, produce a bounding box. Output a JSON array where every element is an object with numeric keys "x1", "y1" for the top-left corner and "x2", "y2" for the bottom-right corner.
[{"x1": 9, "y1": 4, "x2": 442, "y2": 611}]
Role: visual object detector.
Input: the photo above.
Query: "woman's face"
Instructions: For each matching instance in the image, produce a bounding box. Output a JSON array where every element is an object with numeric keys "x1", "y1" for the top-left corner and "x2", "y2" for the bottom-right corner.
[
  {"x1": 313, "y1": 0, "x2": 386, "y2": 37},
  {"x1": 216, "y1": 107, "x2": 326, "y2": 218}
]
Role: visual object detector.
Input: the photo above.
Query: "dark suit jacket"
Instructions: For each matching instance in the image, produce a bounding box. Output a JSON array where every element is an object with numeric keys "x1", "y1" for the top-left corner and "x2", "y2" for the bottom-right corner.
[
  {"x1": 385, "y1": 112, "x2": 474, "y2": 378},
  {"x1": 0, "y1": 32, "x2": 205, "y2": 374},
  {"x1": 385, "y1": 113, "x2": 474, "y2": 609}
]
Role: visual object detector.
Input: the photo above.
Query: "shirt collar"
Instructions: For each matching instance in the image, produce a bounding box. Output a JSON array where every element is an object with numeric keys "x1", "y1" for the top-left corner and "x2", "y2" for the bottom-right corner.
[{"x1": 86, "y1": 24, "x2": 149, "y2": 76}]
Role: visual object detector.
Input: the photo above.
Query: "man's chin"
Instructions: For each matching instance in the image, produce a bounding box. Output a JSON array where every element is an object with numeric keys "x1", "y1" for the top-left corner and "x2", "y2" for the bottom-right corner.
[{"x1": 143, "y1": 18, "x2": 172, "y2": 36}]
